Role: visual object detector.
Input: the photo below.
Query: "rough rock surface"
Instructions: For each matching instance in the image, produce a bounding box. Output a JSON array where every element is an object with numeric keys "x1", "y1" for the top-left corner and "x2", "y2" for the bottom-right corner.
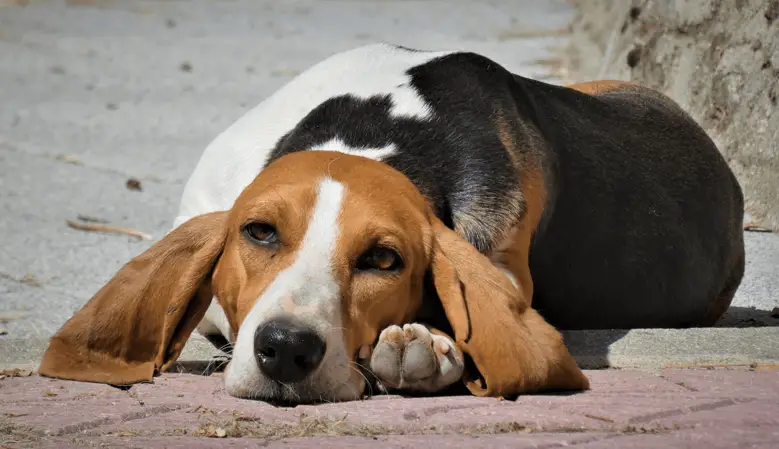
[{"x1": 565, "y1": 0, "x2": 779, "y2": 231}]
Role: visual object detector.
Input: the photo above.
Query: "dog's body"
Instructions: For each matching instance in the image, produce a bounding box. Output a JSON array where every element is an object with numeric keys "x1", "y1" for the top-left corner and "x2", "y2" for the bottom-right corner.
[
  {"x1": 181, "y1": 43, "x2": 743, "y2": 340},
  {"x1": 39, "y1": 44, "x2": 744, "y2": 403}
]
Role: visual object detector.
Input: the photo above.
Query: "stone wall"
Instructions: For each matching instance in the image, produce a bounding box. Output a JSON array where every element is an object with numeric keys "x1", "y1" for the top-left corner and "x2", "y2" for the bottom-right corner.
[{"x1": 564, "y1": 0, "x2": 779, "y2": 230}]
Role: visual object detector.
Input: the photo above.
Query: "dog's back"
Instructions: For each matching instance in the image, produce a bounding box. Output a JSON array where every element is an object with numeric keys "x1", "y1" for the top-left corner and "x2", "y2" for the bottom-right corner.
[{"x1": 516, "y1": 78, "x2": 745, "y2": 329}]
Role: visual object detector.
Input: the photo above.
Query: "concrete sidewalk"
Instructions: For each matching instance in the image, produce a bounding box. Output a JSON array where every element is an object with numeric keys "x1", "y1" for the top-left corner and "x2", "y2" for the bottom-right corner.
[{"x1": 2, "y1": 367, "x2": 778, "y2": 448}]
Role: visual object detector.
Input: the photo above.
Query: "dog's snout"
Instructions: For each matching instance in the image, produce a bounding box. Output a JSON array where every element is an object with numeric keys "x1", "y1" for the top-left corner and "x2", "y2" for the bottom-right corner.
[{"x1": 254, "y1": 318, "x2": 326, "y2": 383}]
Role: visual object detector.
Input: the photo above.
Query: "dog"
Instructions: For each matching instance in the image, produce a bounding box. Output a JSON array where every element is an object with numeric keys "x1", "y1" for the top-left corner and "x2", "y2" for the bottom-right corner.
[{"x1": 39, "y1": 43, "x2": 745, "y2": 403}]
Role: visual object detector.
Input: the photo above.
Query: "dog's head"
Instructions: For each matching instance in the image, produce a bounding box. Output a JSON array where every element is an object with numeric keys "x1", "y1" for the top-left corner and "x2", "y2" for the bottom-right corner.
[
  {"x1": 39, "y1": 151, "x2": 587, "y2": 402},
  {"x1": 214, "y1": 151, "x2": 436, "y2": 401}
]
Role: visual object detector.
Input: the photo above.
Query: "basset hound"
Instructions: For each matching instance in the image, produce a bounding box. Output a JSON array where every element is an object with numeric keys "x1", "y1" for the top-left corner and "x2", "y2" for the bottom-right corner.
[{"x1": 39, "y1": 44, "x2": 745, "y2": 403}]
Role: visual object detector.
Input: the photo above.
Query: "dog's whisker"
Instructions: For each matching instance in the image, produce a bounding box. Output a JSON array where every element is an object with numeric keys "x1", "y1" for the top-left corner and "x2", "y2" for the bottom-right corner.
[
  {"x1": 353, "y1": 359, "x2": 377, "y2": 378},
  {"x1": 277, "y1": 381, "x2": 301, "y2": 403},
  {"x1": 216, "y1": 342, "x2": 235, "y2": 353},
  {"x1": 348, "y1": 361, "x2": 374, "y2": 398},
  {"x1": 199, "y1": 359, "x2": 217, "y2": 376}
]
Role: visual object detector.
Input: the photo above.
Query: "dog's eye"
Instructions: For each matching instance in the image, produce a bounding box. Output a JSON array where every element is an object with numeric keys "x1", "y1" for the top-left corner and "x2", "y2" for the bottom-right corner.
[
  {"x1": 357, "y1": 246, "x2": 403, "y2": 271},
  {"x1": 244, "y1": 222, "x2": 278, "y2": 245}
]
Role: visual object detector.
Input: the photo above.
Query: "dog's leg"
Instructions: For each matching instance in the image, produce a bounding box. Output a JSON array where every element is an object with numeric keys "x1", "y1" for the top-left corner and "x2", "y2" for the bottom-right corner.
[{"x1": 369, "y1": 323, "x2": 464, "y2": 393}]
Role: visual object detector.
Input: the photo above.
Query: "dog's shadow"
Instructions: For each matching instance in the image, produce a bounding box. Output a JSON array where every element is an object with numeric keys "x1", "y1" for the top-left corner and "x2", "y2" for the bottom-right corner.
[
  {"x1": 562, "y1": 305, "x2": 779, "y2": 369},
  {"x1": 167, "y1": 332, "x2": 232, "y2": 376},
  {"x1": 714, "y1": 306, "x2": 779, "y2": 328}
]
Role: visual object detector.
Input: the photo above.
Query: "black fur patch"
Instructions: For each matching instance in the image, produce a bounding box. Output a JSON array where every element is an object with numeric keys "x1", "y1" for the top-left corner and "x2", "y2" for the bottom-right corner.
[
  {"x1": 267, "y1": 51, "x2": 526, "y2": 254},
  {"x1": 512, "y1": 78, "x2": 745, "y2": 328}
]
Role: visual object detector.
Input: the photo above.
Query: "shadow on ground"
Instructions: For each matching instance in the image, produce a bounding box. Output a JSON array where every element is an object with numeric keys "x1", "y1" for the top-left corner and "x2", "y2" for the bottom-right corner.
[
  {"x1": 715, "y1": 306, "x2": 779, "y2": 328},
  {"x1": 560, "y1": 305, "x2": 778, "y2": 370}
]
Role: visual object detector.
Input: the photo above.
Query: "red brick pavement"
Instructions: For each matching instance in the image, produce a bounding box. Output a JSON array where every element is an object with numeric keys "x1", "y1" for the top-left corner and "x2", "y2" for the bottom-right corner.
[{"x1": 1, "y1": 368, "x2": 778, "y2": 448}]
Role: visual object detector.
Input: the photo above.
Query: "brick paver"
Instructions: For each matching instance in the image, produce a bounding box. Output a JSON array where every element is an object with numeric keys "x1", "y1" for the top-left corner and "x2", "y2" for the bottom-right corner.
[{"x1": 1, "y1": 368, "x2": 778, "y2": 448}]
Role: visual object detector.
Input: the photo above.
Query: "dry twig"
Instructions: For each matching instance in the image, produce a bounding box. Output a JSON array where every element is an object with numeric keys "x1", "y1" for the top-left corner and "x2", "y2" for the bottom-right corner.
[
  {"x1": 744, "y1": 223, "x2": 774, "y2": 233},
  {"x1": 66, "y1": 220, "x2": 152, "y2": 240}
]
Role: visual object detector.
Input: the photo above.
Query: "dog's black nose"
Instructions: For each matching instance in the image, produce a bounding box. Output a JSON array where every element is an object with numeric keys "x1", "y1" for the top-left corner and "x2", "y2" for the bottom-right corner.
[{"x1": 254, "y1": 318, "x2": 326, "y2": 383}]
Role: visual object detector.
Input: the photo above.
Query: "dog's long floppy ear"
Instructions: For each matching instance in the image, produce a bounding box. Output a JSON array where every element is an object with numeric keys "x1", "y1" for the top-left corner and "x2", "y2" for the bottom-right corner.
[
  {"x1": 38, "y1": 211, "x2": 228, "y2": 386},
  {"x1": 429, "y1": 216, "x2": 589, "y2": 397}
]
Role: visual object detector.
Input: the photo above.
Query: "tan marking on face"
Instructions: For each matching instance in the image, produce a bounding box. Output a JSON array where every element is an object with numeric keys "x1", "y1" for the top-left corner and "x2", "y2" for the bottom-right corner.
[{"x1": 567, "y1": 80, "x2": 635, "y2": 96}]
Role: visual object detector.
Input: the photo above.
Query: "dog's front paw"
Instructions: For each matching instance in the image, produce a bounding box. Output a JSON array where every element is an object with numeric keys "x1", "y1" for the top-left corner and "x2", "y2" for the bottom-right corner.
[{"x1": 369, "y1": 323, "x2": 464, "y2": 393}]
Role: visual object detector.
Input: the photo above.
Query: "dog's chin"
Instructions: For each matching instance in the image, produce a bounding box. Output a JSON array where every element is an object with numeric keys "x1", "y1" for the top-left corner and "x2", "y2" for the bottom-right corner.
[{"x1": 223, "y1": 358, "x2": 366, "y2": 404}]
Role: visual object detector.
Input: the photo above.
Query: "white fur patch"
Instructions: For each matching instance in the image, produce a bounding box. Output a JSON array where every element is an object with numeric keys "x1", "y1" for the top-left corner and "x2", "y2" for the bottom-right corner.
[
  {"x1": 310, "y1": 137, "x2": 397, "y2": 161},
  {"x1": 224, "y1": 178, "x2": 357, "y2": 400},
  {"x1": 174, "y1": 44, "x2": 452, "y2": 225}
]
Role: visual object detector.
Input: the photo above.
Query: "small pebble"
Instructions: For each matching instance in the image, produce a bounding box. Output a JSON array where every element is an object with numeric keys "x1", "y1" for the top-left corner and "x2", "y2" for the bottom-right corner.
[
  {"x1": 626, "y1": 47, "x2": 642, "y2": 68},
  {"x1": 126, "y1": 178, "x2": 142, "y2": 191}
]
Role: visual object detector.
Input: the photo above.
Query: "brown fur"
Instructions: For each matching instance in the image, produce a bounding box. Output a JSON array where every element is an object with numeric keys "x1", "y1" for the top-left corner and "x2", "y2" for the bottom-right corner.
[
  {"x1": 38, "y1": 212, "x2": 227, "y2": 386},
  {"x1": 566, "y1": 80, "x2": 635, "y2": 95},
  {"x1": 489, "y1": 169, "x2": 547, "y2": 309},
  {"x1": 429, "y1": 215, "x2": 589, "y2": 396},
  {"x1": 490, "y1": 111, "x2": 549, "y2": 308}
]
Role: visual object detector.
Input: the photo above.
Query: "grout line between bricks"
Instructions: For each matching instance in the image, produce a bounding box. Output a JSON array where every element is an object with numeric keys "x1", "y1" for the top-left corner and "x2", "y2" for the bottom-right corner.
[
  {"x1": 51, "y1": 404, "x2": 182, "y2": 437},
  {"x1": 406, "y1": 404, "x2": 487, "y2": 421},
  {"x1": 535, "y1": 432, "x2": 632, "y2": 449},
  {"x1": 627, "y1": 398, "x2": 750, "y2": 425},
  {"x1": 585, "y1": 431, "x2": 669, "y2": 447},
  {"x1": 658, "y1": 375, "x2": 700, "y2": 392}
]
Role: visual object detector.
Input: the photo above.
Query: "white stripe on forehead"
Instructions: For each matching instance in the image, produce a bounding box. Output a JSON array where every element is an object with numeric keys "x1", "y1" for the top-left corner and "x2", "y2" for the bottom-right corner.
[
  {"x1": 253, "y1": 177, "x2": 344, "y2": 314},
  {"x1": 288, "y1": 177, "x2": 345, "y2": 305}
]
